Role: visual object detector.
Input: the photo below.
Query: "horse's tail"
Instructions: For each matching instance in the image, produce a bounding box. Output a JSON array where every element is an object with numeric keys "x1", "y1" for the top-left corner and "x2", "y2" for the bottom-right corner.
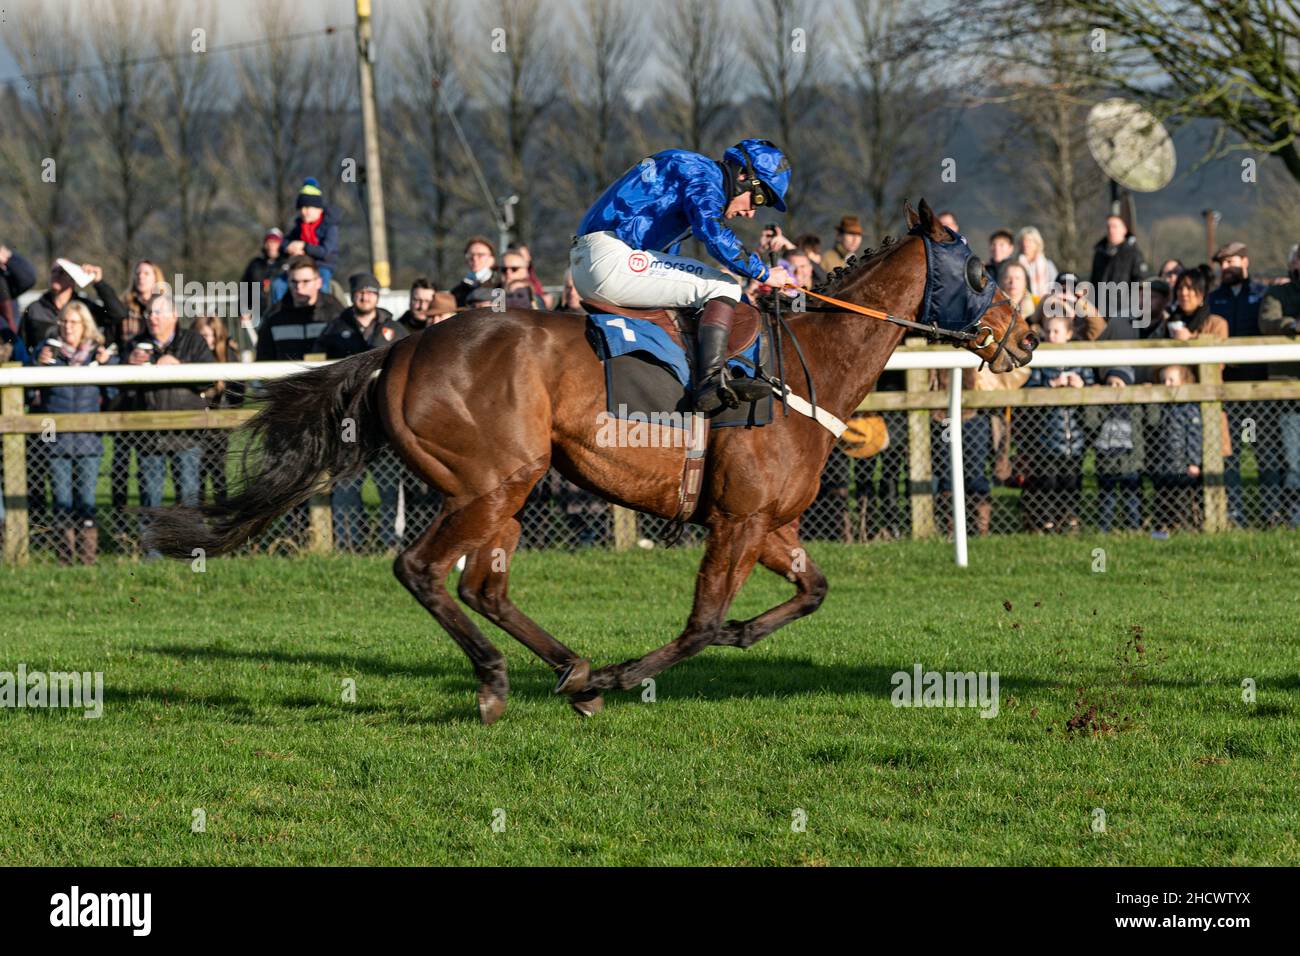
[{"x1": 144, "y1": 347, "x2": 392, "y2": 557}]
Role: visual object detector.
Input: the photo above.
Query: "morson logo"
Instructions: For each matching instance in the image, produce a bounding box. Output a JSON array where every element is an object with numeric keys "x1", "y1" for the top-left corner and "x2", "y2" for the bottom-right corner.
[
  {"x1": 627, "y1": 252, "x2": 650, "y2": 273},
  {"x1": 649, "y1": 259, "x2": 704, "y2": 276}
]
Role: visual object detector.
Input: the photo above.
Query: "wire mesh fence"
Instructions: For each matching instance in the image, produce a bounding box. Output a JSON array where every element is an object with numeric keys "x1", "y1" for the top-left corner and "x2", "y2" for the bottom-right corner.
[{"x1": 7, "y1": 397, "x2": 1297, "y2": 562}]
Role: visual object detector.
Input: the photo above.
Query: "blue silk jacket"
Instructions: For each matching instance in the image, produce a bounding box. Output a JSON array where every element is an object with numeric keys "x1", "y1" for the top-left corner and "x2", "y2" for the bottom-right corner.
[{"x1": 578, "y1": 149, "x2": 770, "y2": 283}]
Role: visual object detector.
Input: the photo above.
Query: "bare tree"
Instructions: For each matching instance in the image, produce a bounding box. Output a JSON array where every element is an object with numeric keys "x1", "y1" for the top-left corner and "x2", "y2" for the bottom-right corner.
[
  {"x1": 468, "y1": 0, "x2": 562, "y2": 246},
  {"x1": 0, "y1": 0, "x2": 83, "y2": 266},
  {"x1": 315, "y1": 30, "x2": 357, "y2": 207},
  {"x1": 390, "y1": 0, "x2": 473, "y2": 282},
  {"x1": 905, "y1": 0, "x2": 1300, "y2": 186},
  {"x1": 989, "y1": 34, "x2": 1107, "y2": 272},
  {"x1": 743, "y1": 0, "x2": 817, "y2": 222},
  {"x1": 562, "y1": 0, "x2": 645, "y2": 199},
  {"x1": 656, "y1": 0, "x2": 733, "y2": 155},
  {"x1": 90, "y1": 0, "x2": 163, "y2": 278},
  {"x1": 835, "y1": 0, "x2": 955, "y2": 240},
  {"x1": 229, "y1": 7, "x2": 316, "y2": 226},
  {"x1": 151, "y1": 0, "x2": 222, "y2": 276}
]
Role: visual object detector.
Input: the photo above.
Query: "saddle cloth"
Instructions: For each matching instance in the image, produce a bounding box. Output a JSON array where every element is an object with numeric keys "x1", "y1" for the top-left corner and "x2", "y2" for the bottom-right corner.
[{"x1": 584, "y1": 308, "x2": 772, "y2": 430}]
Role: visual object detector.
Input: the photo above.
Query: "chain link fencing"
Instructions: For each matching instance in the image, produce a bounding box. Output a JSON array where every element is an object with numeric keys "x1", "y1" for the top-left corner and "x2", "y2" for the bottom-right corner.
[{"x1": 7, "y1": 397, "x2": 1297, "y2": 562}]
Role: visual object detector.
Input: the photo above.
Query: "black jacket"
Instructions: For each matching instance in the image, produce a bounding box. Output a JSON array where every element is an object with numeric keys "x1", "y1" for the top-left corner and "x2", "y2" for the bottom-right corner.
[
  {"x1": 312, "y1": 307, "x2": 406, "y2": 359},
  {"x1": 451, "y1": 270, "x2": 502, "y2": 307},
  {"x1": 396, "y1": 309, "x2": 430, "y2": 336},
  {"x1": 1089, "y1": 236, "x2": 1147, "y2": 288},
  {"x1": 0, "y1": 251, "x2": 36, "y2": 333},
  {"x1": 1209, "y1": 279, "x2": 1267, "y2": 382},
  {"x1": 124, "y1": 328, "x2": 216, "y2": 413},
  {"x1": 20, "y1": 281, "x2": 128, "y2": 352},
  {"x1": 256, "y1": 294, "x2": 343, "y2": 361},
  {"x1": 240, "y1": 253, "x2": 286, "y2": 316}
]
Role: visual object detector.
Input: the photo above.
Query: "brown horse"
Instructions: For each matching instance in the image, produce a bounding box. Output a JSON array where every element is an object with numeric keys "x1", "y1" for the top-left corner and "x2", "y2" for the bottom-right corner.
[{"x1": 147, "y1": 199, "x2": 1036, "y2": 724}]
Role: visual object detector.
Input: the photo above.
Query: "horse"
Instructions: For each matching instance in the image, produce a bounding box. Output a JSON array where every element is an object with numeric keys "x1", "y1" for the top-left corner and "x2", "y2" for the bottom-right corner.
[{"x1": 146, "y1": 199, "x2": 1037, "y2": 724}]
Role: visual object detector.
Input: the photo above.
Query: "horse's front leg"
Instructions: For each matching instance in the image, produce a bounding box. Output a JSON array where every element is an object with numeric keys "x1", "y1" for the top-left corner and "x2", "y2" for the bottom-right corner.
[
  {"x1": 713, "y1": 521, "x2": 828, "y2": 649},
  {"x1": 567, "y1": 516, "x2": 769, "y2": 694}
]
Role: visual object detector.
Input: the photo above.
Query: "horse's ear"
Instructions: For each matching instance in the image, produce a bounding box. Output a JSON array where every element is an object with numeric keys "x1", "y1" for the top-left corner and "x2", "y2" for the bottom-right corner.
[
  {"x1": 917, "y1": 198, "x2": 946, "y2": 240},
  {"x1": 904, "y1": 201, "x2": 920, "y2": 230}
]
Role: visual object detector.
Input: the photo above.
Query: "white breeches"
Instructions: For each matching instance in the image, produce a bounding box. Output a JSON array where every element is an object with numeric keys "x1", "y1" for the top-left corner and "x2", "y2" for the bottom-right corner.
[{"x1": 569, "y1": 231, "x2": 743, "y2": 311}]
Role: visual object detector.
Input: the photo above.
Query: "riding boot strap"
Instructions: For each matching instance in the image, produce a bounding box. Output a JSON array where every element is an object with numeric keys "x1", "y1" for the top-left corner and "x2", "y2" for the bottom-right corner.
[{"x1": 698, "y1": 296, "x2": 737, "y2": 330}]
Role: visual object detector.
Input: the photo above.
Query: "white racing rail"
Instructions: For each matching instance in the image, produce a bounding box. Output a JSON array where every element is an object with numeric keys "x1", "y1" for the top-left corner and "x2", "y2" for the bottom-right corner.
[{"x1": 4, "y1": 341, "x2": 1300, "y2": 566}]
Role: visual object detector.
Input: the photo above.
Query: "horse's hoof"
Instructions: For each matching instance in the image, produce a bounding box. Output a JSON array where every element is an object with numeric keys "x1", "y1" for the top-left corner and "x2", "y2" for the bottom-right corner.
[
  {"x1": 477, "y1": 687, "x2": 506, "y2": 725},
  {"x1": 553, "y1": 658, "x2": 590, "y2": 695},
  {"x1": 569, "y1": 692, "x2": 604, "y2": 717}
]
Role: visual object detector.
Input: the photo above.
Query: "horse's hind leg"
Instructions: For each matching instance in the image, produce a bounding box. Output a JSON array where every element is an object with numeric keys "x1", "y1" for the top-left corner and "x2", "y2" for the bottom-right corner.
[
  {"x1": 394, "y1": 483, "x2": 529, "y2": 725},
  {"x1": 713, "y1": 522, "x2": 828, "y2": 649},
  {"x1": 457, "y1": 515, "x2": 602, "y2": 716}
]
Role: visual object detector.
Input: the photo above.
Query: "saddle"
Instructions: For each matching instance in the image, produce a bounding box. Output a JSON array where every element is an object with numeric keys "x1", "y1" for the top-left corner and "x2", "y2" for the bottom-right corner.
[
  {"x1": 580, "y1": 300, "x2": 760, "y2": 359},
  {"x1": 581, "y1": 299, "x2": 769, "y2": 531}
]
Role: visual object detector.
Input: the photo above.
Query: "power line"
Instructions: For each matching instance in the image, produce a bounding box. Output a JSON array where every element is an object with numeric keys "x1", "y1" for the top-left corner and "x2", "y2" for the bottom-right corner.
[
  {"x1": 0, "y1": 25, "x2": 344, "y2": 87},
  {"x1": 2, "y1": 18, "x2": 511, "y2": 244},
  {"x1": 432, "y1": 74, "x2": 504, "y2": 232}
]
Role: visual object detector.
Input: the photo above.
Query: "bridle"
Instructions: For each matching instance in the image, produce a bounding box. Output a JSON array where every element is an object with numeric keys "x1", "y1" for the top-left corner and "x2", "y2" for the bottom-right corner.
[{"x1": 765, "y1": 243, "x2": 1025, "y2": 371}]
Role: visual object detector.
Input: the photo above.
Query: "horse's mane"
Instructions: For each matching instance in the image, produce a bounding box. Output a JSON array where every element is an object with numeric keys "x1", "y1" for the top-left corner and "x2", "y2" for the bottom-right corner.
[{"x1": 812, "y1": 235, "x2": 900, "y2": 296}]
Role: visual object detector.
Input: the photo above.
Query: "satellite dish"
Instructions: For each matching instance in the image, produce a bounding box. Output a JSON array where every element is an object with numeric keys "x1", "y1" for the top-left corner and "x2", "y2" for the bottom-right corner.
[{"x1": 1086, "y1": 98, "x2": 1176, "y2": 192}]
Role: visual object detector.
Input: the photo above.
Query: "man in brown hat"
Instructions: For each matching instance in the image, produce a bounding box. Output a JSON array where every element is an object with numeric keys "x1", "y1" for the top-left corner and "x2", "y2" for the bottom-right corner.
[
  {"x1": 1208, "y1": 240, "x2": 1264, "y2": 339},
  {"x1": 1209, "y1": 238, "x2": 1270, "y2": 525},
  {"x1": 1260, "y1": 242, "x2": 1300, "y2": 527},
  {"x1": 821, "y1": 215, "x2": 864, "y2": 272}
]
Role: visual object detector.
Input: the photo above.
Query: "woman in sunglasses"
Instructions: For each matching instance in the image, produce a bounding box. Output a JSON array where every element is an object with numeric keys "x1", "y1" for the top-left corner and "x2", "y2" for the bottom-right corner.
[{"x1": 570, "y1": 138, "x2": 795, "y2": 413}]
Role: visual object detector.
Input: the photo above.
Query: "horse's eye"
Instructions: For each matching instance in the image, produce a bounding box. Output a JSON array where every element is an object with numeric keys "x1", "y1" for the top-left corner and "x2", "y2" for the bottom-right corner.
[{"x1": 966, "y1": 256, "x2": 989, "y2": 292}]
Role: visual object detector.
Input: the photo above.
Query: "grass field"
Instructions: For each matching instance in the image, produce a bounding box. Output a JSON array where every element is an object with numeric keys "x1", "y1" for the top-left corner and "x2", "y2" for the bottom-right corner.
[{"x1": 2, "y1": 532, "x2": 1297, "y2": 866}]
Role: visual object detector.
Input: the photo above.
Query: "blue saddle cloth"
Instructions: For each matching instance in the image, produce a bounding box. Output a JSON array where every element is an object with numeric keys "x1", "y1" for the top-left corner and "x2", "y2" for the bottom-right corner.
[
  {"x1": 586, "y1": 313, "x2": 761, "y2": 388},
  {"x1": 584, "y1": 312, "x2": 772, "y2": 430}
]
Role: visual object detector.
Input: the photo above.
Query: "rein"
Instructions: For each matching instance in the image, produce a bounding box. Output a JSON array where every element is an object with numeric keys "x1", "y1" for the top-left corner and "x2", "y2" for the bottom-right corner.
[{"x1": 780, "y1": 285, "x2": 986, "y2": 346}]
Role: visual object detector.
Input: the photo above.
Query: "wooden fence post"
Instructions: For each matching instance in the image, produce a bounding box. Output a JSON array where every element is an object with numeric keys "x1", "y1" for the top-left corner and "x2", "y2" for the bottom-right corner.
[
  {"x1": 612, "y1": 506, "x2": 637, "y2": 550},
  {"x1": 308, "y1": 482, "x2": 333, "y2": 555},
  {"x1": 1198, "y1": 362, "x2": 1228, "y2": 532},
  {"x1": 1, "y1": 362, "x2": 29, "y2": 566},
  {"x1": 905, "y1": 340, "x2": 935, "y2": 538}
]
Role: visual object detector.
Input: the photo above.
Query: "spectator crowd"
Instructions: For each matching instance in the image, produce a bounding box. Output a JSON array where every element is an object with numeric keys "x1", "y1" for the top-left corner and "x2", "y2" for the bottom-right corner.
[{"x1": 4, "y1": 181, "x2": 1300, "y2": 562}]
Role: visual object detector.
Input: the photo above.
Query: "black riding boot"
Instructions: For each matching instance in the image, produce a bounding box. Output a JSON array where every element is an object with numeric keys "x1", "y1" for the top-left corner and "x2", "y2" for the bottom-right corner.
[
  {"x1": 694, "y1": 321, "x2": 735, "y2": 413},
  {"x1": 693, "y1": 299, "x2": 767, "y2": 413}
]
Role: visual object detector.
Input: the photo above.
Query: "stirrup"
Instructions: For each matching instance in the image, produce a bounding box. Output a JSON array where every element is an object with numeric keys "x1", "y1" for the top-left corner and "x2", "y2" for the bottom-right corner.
[
  {"x1": 695, "y1": 376, "x2": 739, "y2": 413},
  {"x1": 727, "y1": 372, "x2": 771, "y2": 403}
]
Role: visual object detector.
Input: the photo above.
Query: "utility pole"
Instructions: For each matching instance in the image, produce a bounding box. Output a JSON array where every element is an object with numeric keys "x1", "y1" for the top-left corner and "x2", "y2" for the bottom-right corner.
[
  {"x1": 356, "y1": 0, "x2": 390, "y2": 289},
  {"x1": 1202, "y1": 209, "x2": 1220, "y2": 263}
]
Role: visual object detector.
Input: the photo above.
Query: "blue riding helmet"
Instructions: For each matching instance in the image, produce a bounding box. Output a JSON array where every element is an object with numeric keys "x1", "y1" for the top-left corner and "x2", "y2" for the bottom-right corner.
[
  {"x1": 909, "y1": 223, "x2": 999, "y2": 334},
  {"x1": 723, "y1": 139, "x2": 791, "y2": 212}
]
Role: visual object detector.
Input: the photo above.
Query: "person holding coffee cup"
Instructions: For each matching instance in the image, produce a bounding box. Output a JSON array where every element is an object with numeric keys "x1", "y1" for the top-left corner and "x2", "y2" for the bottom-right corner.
[
  {"x1": 122, "y1": 293, "x2": 216, "y2": 557},
  {"x1": 1160, "y1": 264, "x2": 1228, "y2": 341},
  {"x1": 30, "y1": 301, "x2": 118, "y2": 564}
]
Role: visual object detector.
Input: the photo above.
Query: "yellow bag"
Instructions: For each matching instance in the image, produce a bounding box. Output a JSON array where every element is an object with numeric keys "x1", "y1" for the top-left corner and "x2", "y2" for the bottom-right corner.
[{"x1": 841, "y1": 413, "x2": 890, "y2": 458}]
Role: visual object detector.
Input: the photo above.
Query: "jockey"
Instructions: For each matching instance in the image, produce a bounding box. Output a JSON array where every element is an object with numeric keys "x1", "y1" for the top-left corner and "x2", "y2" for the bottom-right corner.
[{"x1": 571, "y1": 138, "x2": 794, "y2": 413}]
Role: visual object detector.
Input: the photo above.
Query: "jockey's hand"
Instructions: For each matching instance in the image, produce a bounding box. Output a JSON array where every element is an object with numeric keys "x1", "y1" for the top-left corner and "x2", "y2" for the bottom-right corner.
[{"x1": 766, "y1": 266, "x2": 795, "y2": 290}]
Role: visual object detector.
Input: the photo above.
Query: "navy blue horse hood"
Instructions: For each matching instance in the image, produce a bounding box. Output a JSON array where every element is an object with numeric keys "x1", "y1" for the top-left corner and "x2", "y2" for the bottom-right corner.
[{"x1": 909, "y1": 222, "x2": 998, "y2": 333}]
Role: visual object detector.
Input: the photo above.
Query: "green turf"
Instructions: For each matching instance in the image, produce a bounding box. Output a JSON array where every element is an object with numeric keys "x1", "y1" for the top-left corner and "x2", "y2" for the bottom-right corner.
[{"x1": 1, "y1": 532, "x2": 1297, "y2": 866}]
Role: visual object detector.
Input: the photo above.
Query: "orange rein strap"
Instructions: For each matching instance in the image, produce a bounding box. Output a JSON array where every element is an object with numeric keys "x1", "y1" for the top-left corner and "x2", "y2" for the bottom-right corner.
[
  {"x1": 781, "y1": 285, "x2": 891, "y2": 321},
  {"x1": 776, "y1": 284, "x2": 987, "y2": 346}
]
